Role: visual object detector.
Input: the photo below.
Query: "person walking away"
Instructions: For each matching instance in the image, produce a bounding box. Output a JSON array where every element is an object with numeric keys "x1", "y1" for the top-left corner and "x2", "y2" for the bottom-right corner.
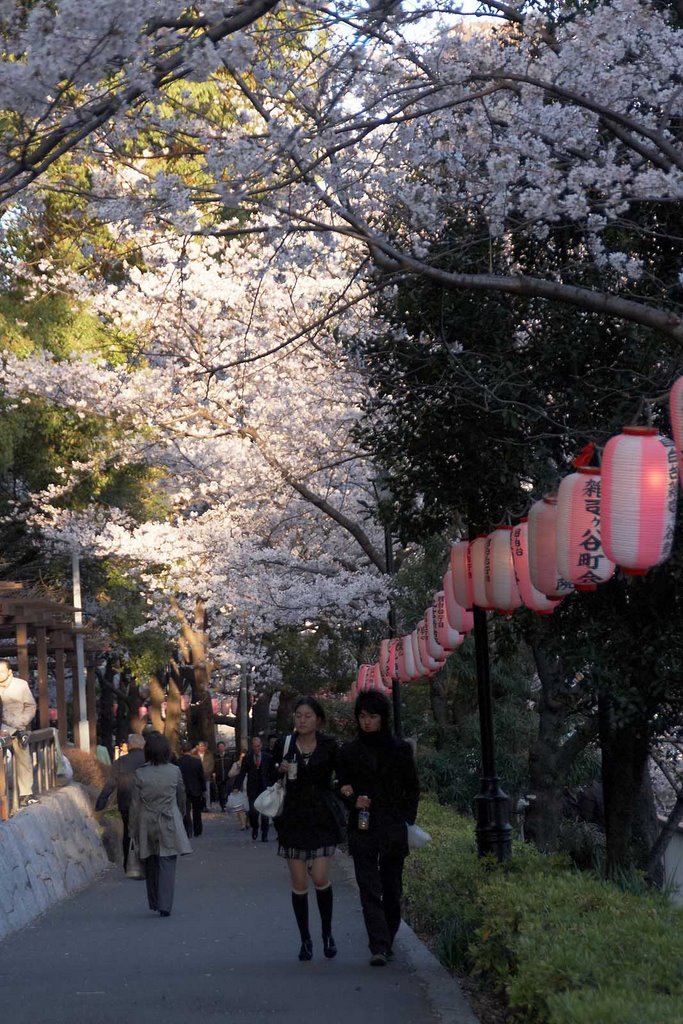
[
  {"x1": 129, "y1": 731, "x2": 192, "y2": 917},
  {"x1": 271, "y1": 696, "x2": 343, "y2": 961},
  {"x1": 234, "y1": 735, "x2": 273, "y2": 841},
  {"x1": 195, "y1": 739, "x2": 214, "y2": 810},
  {"x1": 0, "y1": 660, "x2": 38, "y2": 806},
  {"x1": 177, "y1": 740, "x2": 205, "y2": 837},
  {"x1": 213, "y1": 741, "x2": 232, "y2": 812},
  {"x1": 338, "y1": 691, "x2": 420, "y2": 967},
  {"x1": 95, "y1": 732, "x2": 146, "y2": 870}
]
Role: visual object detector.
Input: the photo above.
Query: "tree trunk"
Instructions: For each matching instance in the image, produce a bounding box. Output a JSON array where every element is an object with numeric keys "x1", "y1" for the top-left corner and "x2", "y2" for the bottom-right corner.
[
  {"x1": 429, "y1": 675, "x2": 450, "y2": 748},
  {"x1": 598, "y1": 692, "x2": 652, "y2": 876},
  {"x1": 172, "y1": 597, "x2": 214, "y2": 749},
  {"x1": 524, "y1": 640, "x2": 597, "y2": 852}
]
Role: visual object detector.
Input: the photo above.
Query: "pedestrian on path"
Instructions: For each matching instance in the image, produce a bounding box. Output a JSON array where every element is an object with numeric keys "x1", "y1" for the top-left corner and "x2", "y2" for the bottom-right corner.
[
  {"x1": 94, "y1": 731, "x2": 146, "y2": 871},
  {"x1": 213, "y1": 740, "x2": 232, "y2": 812},
  {"x1": 177, "y1": 740, "x2": 205, "y2": 837},
  {"x1": 338, "y1": 691, "x2": 420, "y2": 967},
  {"x1": 234, "y1": 735, "x2": 273, "y2": 841},
  {"x1": 271, "y1": 696, "x2": 343, "y2": 962},
  {"x1": 0, "y1": 659, "x2": 38, "y2": 806},
  {"x1": 129, "y1": 731, "x2": 192, "y2": 917}
]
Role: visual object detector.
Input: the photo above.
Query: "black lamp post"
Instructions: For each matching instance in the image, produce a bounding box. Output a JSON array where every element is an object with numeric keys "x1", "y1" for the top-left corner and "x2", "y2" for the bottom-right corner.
[{"x1": 472, "y1": 604, "x2": 512, "y2": 860}]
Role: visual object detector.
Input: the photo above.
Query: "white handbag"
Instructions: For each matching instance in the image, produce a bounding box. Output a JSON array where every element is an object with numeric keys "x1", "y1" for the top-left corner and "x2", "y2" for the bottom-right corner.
[
  {"x1": 406, "y1": 823, "x2": 432, "y2": 849},
  {"x1": 253, "y1": 735, "x2": 292, "y2": 817}
]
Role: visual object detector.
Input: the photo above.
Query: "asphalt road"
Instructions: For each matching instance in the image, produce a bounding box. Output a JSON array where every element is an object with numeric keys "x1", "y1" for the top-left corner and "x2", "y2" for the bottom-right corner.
[{"x1": 0, "y1": 812, "x2": 478, "y2": 1024}]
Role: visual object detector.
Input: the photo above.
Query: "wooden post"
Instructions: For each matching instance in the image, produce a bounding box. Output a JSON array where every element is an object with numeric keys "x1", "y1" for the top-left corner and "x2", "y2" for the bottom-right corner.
[
  {"x1": 36, "y1": 626, "x2": 49, "y2": 729},
  {"x1": 16, "y1": 620, "x2": 29, "y2": 684}
]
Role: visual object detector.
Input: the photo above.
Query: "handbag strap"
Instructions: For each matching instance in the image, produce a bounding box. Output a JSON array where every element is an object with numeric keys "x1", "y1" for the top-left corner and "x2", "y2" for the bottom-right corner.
[{"x1": 283, "y1": 734, "x2": 292, "y2": 758}]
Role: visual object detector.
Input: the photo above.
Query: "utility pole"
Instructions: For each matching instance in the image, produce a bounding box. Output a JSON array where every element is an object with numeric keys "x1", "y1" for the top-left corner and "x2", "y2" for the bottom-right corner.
[
  {"x1": 239, "y1": 661, "x2": 249, "y2": 752},
  {"x1": 72, "y1": 548, "x2": 90, "y2": 751},
  {"x1": 384, "y1": 523, "x2": 402, "y2": 737}
]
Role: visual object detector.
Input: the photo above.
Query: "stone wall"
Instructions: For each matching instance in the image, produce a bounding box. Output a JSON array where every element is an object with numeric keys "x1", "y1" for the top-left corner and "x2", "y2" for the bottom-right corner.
[{"x1": 0, "y1": 783, "x2": 110, "y2": 942}]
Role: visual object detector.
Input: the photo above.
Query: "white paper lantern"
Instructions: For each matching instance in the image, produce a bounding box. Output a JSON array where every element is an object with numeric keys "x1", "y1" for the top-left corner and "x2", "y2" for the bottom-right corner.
[
  {"x1": 601, "y1": 426, "x2": 678, "y2": 575},
  {"x1": 470, "y1": 535, "x2": 493, "y2": 609},
  {"x1": 442, "y1": 569, "x2": 474, "y2": 633},
  {"x1": 528, "y1": 496, "x2": 575, "y2": 600},
  {"x1": 556, "y1": 468, "x2": 615, "y2": 591},
  {"x1": 449, "y1": 540, "x2": 474, "y2": 609},
  {"x1": 484, "y1": 526, "x2": 522, "y2": 612},
  {"x1": 434, "y1": 592, "x2": 463, "y2": 650}
]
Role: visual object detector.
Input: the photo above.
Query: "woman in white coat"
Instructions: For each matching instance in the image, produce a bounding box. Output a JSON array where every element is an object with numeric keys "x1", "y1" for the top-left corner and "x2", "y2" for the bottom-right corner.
[{"x1": 129, "y1": 731, "x2": 192, "y2": 917}]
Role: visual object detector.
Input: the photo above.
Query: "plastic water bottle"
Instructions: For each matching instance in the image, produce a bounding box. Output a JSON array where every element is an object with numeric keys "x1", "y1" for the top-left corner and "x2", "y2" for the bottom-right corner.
[{"x1": 357, "y1": 808, "x2": 370, "y2": 830}]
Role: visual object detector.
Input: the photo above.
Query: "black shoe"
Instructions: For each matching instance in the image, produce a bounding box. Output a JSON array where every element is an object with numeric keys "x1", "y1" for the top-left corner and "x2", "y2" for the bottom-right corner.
[
  {"x1": 252, "y1": 830, "x2": 258, "y2": 840},
  {"x1": 323, "y1": 935, "x2": 337, "y2": 959},
  {"x1": 298, "y1": 938, "x2": 313, "y2": 961},
  {"x1": 159, "y1": 910, "x2": 170, "y2": 917},
  {"x1": 369, "y1": 952, "x2": 389, "y2": 966}
]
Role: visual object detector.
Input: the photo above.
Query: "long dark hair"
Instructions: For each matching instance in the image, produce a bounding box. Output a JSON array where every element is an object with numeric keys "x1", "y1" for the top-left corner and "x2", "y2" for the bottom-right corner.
[
  {"x1": 293, "y1": 695, "x2": 326, "y2": 725},
  {"x1": 144, "y1": 731, "x2": 171, "y2": 765},
  {"x1": 354, "y1": 691, "x2": 392, "y2": 735}
]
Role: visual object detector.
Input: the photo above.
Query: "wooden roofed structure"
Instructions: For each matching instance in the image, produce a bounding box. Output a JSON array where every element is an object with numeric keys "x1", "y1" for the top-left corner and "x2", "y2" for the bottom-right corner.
[{"x1": 0, "y1": 582, "x2": 102, "y2": 747}]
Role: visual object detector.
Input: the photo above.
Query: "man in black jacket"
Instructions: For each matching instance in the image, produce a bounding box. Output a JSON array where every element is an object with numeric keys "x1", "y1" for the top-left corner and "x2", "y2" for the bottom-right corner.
[
  {"x1": 177, "y1": 741, "x2": 206, "y2": 837},
  {"x1": 338, "y1": 691, "x2": 420, "y2": 967},
  {"x1": 95, "y1": 732, "x2": 146, "y2": 871},
  {"x1": 212, "y1": 741, "x2": 232, "y2": 812},
  {"x1": 234, "y1": 735, "x2": 273, "y2": 841}
]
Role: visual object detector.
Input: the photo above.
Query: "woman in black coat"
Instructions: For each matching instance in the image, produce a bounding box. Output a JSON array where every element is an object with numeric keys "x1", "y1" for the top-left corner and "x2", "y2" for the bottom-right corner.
[
  {"x1": 337, "y1": 690, "x2": 420, "y2": 966},
  {"x1": 271, "y1": 696, "x2": 342, "y2": 962}
]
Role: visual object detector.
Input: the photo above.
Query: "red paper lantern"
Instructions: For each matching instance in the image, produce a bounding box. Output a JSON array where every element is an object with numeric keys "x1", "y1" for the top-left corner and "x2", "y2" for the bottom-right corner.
[
  {"x1": 442, "y1": 569, "x2": 474, "y2": 633},
  {"x1": 510, "y1": 520, "x2": 562, "y2": 614},
  {"x1": 485, "y1": 526, "x2": 522, "y2": 613},
  {"x1": 528, "y1": 496, "x2": 575, "y2": 599},
  {"x1": 434, "y1": 592, "x2": 463, "y2": 650},
  {"x1": 556, "y1": 468, "x2": 615, "y2": 591},
  {"x1": 671, "y1": 377, "x2": 683, "y2": 488},
  {"x1": 601, "y1": 426, "x2": 678, "y2": 574},
  {"x1": 470, "y1": 535, "x2": 493, "y2": 609},
  {"x1": 449, "y1": 540, "x2": 474, "y2": 609},
  {"x1": 356, "y1": 664, "x2": 372, "y2": 691}
]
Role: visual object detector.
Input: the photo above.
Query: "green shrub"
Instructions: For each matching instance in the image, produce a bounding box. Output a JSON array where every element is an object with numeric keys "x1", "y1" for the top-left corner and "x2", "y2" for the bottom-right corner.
[{"x1": 405, "y1": 797, "x2": 683, "y2": 1024}]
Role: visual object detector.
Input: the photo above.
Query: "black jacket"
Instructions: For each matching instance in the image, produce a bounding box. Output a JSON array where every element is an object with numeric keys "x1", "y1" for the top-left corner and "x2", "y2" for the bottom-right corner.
[
  {"x1": 95, "y1": 748, "x2": 146, "y2": 814},
  {"x1": 213, "y1": 751, "x2": 233, "y2": 785},
  {"x1": 234, "y1": 749, "x2": 273, "y2": 805},
  {"x1": 177, "y1": 753, "x2": 206, "y2": 799},
  {"x1": 337, "y1": 734, "x2": 420, "y2": 855},
  {"x1": 271, "y1": 732, "x2": 342, "y2": 851}
]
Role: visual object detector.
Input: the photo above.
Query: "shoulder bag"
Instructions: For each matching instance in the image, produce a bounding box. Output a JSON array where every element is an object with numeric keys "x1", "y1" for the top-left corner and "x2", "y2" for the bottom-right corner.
[
  {"x1": 253, "y1": 735, "x2": 292, "y2": 817},
  {"x1": 126, "y1": 838, "x2": 146, "y2": 879}
]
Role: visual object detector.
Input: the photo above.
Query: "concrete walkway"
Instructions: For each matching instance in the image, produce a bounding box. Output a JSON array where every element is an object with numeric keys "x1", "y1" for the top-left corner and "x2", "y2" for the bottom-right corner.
[{"x1": 0, "y1": 812, "x2": 478, "y2": 1024}]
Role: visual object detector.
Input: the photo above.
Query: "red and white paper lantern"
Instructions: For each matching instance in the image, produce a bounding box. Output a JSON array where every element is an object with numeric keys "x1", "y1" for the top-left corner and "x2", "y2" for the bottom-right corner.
[
  {"x1": 397, "y1": 635, "x2": 420, "y2": 682},
  {"x1": 556, "y1": 468, "x2": 615, "y2": 591},
  {"x1": 356, "y1": 664, "x2": 372, "y2": 691},
  {"x1": 410, "y1": 631, "x2": 428, "y2": 678},
  {"x1": 417, "y1": 619, "x2": 445, "y2": 673},
  {"x1": 378, "y1": 638, "x2": 396, "y2": 688},
  {"x1": 485, "y1": 526, "x2": 522, "y2": 613},
  {"x1": 510, "y1": 520, "x2": 563, "y2": 614},
  {"x1": 434, "y1": 592, "x2": 463, "y2": 650},
  {"x1": 601, "y1": 426, "x2": 678, "y2": 575},
  {"x1": 470, "y1": 535, "x2": 494, "y2": 609},
  {"x1": 425, "y1": 608, "x2": 448, "y2": 661},
  {"x1": 528, "y1": 496, "x2": 575, "y2": 600},
  {"x1": 450, "y1": 540, "x2": 474, "y2": 609},
  {"x1": 671, "y1": 377, "x2": 683, "y2": 488},
  {"x1": 442, "y1": 569, "x2": 474, "y2": 633}
]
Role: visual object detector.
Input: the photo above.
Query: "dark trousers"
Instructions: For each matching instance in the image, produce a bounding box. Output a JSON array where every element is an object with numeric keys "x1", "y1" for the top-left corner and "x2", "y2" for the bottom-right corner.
[
  {"x1": 183, "y1": 795, "x2": 203, "y2": 837},
  {"x1": 144, "y1": 854, "x2": 177, "y2": 914},
  {"x1": 351, "y1": 843, "x2": 405, "y2": 954},
  {"x1": 216, "y1": 780, "x2": 228, "y2": 810},
  {"x1": 248, "y1": 807, "x2": 269, "y2": 839}
]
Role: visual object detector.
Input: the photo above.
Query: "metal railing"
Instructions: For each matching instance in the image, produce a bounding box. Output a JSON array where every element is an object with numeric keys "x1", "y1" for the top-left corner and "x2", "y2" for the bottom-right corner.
[{"x1": 0, "y1": 729, "x2": 59, "y2": 820}]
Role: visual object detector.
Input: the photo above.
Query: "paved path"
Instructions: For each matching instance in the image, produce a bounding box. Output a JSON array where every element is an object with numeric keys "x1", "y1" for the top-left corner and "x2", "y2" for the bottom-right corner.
[{"x1": 0, "y1": 812, "x2": 478, "y2": 1024}]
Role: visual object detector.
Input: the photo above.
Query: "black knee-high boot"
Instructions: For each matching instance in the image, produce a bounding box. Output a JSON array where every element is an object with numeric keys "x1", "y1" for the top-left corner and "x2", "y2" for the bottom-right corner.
[
  {"x1": 292, "y1": 890, "x2": 312, "y2": 960},
  {"x1": 315, "y1": 884, "x2": 337, "y2": 958}
]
